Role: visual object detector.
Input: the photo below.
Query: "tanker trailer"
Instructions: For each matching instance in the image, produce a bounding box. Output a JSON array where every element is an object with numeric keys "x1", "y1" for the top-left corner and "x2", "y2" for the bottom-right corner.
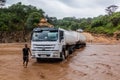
[
  {"x1": 31, "y1": 27, "x2": 86, "y2": 61},
  {"x1": 60, "y1": 29, "x2": 86, "y2": 54},
  {"x1": 75, "y1": 31, "x2": 86, "y2": 48}
]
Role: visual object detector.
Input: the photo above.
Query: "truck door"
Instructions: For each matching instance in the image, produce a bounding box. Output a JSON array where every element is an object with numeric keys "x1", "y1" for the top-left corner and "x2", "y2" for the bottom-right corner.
[{"x1": 59, "y1": 30, "x2": 65, "y2": 51}]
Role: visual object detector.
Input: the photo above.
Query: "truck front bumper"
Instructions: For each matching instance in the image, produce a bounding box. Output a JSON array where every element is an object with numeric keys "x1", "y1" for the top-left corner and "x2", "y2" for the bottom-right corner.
[{"x1": 31, "y1": 51, "x2": 60, "y2": 59}]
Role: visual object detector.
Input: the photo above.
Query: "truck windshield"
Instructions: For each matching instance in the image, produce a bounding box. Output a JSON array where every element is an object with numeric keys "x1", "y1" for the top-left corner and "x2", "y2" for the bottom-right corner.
[{"x1": 32, "y1": 31, "x2": 58, "y2": 41}]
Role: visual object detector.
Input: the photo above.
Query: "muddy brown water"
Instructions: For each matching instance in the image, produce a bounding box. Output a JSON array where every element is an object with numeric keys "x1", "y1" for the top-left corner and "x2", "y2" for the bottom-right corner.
[{"x1": 0, "y1": 43, "x2": 120, "y2": 80}]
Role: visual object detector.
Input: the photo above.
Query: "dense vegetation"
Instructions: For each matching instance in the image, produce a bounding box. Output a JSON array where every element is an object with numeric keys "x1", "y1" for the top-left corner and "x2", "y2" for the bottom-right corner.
[
  {"x1": 54, "y1": 12, "x2": 120, "y2": 36},
  {"x1": 0, "y1": 2, "x2": 120, "y2": 36},
  {"x1": 0, "y1": 2, "x2": 44, "y2": 31}
]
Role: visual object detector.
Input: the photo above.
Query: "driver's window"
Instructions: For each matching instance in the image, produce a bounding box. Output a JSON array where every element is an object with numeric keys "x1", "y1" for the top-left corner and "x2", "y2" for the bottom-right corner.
[{"x1": 59, "y1": 30, "x2": 64, "y2": 42}]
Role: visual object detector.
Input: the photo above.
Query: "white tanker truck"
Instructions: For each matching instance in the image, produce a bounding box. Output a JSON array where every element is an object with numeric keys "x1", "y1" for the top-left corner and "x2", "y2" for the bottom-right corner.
[{"x1": 31, "y1": 27, "x2": 86, "y2": 61}]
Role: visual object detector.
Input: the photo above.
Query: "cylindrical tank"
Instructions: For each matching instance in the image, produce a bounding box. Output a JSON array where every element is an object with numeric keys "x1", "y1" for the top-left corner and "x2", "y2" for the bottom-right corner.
[
  {"x1": 60, "y1": 28, "x2": 86, "y2": 45},
  {"x1": 64, "y1": 30, "x2": 77, "y2": 45},
  {"x1": 77, "y1": 32, "x2": 86, "y2": 44}
]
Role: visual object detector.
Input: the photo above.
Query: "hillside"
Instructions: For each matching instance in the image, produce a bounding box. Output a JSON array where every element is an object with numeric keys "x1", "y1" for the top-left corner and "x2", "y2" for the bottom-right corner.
[
  {"x1": 83, "y1": 32, "x2": 120, "y2": 44},
  {"x1": 0, "y1": 2, "x2": 120, "y2": 43}
]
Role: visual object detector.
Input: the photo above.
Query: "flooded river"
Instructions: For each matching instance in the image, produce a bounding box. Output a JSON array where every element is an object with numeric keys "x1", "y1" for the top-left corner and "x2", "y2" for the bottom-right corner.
[{"x1": 0, "y1": 43, "x2": 120, "y2": 80}]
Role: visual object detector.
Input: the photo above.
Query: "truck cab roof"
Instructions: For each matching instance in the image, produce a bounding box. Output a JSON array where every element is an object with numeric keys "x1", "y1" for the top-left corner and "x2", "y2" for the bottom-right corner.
[{"x1": 33, "y1": 27, "x2": 58, "y2": 32}]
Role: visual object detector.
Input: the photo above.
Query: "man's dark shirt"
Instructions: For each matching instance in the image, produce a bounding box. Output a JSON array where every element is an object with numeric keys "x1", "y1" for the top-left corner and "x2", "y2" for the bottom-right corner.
[{"x1": 22, "y1": 48, "x2": 30, "y2": 57}]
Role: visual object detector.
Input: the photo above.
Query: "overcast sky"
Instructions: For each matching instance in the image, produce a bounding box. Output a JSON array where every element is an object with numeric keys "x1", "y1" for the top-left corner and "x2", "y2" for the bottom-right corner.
[{"x1": 5, "y1": 0, "x2": 120, "y2": 19}]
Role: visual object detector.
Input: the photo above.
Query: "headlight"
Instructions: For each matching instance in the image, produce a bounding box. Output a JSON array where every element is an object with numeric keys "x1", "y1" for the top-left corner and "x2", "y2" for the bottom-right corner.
[{"x1": 53, "y1": 52, "x2": 59, "y2": 57}]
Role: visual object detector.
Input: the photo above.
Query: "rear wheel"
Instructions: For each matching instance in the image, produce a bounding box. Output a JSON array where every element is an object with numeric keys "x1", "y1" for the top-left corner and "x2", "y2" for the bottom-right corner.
[
  {"x1": 75, "y1": 44, "x2": 80, "y2": 49},
  {"x1": 68, "y1": 48, "x2": 72, "y2": 54},
  {"x1": 83, "y1": 43, "x2": 86, "y2": 47},
  {"x1": 81, "y1": 43, "x2": 86, "y2": 47}
]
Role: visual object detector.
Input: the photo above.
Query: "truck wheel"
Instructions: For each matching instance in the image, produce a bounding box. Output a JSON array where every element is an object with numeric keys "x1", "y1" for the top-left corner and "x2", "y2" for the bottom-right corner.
[
  {"x1": 37, "y1": 58, "x2": 40, "y2": 62},
  {"x1": 65, "y1": 50, "x2": 69, "y2": 58},
  {"x1": 81, "y1": 43, "x2": 86, "y2": 47},
  {"x1": 84, "y1": 43, "x2": 86, "y2": 47},
  {"x1": 76, "y1": 44, "x2": 80, "y2": 49},
  {"x1": 60, "y1": 52, "x2": 65, "y2": 61},
  {"x1": 68, "y1": 48, "x2": 72, "y2": 54}
]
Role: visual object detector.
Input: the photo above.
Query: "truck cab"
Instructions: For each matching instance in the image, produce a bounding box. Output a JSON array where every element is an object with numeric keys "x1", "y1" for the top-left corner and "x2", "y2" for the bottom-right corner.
[{"x1": 31, "y1": 27, "x2": 66, "y2": 61}]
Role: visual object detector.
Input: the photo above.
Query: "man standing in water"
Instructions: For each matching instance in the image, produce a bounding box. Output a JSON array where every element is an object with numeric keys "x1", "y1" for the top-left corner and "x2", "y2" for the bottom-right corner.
[{"x1": 22, "y1": 44, "x2": 31, "y2": 68}]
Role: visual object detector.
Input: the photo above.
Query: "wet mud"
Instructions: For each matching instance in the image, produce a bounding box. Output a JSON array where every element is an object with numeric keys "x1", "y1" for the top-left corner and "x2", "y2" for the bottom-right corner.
[{"x1": 0, "y1": 43, "x2": 120, "y2": 80}]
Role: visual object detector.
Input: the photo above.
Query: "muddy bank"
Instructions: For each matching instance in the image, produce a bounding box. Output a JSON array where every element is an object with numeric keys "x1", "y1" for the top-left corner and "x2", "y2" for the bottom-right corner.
[
  {"x1": 0, "y1": 31, "x2": 119, "y2": 44},
  {"x1": 83, "y1": 32, "x2": 120, "y2": 44},
  {"x1": 0, "y1": 31, "x2": 30, "y2": 43}
]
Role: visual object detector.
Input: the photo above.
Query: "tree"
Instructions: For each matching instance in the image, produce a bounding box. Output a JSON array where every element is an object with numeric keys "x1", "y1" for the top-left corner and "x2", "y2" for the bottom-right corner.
[
  {"x1": 110, "y1": 12, "x2": 120, "y2": 26},
  {"x1": 105, "y1": 5, "x2": 118, "y2": 15},
  {"x1": 0, "y1": 2, "x2": 44, "y2": 31},
  {"x1": 26, "y1": 12, "x2": 43, "y2": 30}
]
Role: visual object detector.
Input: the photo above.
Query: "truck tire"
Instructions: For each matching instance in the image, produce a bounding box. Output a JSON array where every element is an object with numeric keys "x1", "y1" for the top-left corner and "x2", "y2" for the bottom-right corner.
[
  {"x1": 84, "y1": 43, "x2": 86, "y2": 47},
  {"x1": 37, "y1": 58, "x2": 40, "y2": 62},
  {"x1": 75, "y1": 44, "x2": 80, "y2": 49},
  {"x1": 81, "y1": 43, "x2": 86, "y2": 47},
  {"x1": 65, "y1": 50, "x2": 69, "y2": 58},
  {"x1": 68, "y1": 48, "x2": 72, "y2": 54},
  {"x1": 60, "y1": 52, "x2": 65, "y2": 61}
]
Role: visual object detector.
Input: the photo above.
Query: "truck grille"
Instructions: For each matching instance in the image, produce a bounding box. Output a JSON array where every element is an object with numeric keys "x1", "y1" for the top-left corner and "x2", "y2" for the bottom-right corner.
[
  {"x1": 33, "y1": 44, "x2": 55, "y2": 46},
  {"x1": 33, "y1": 44, "x2": 55, "y2": 51}
]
